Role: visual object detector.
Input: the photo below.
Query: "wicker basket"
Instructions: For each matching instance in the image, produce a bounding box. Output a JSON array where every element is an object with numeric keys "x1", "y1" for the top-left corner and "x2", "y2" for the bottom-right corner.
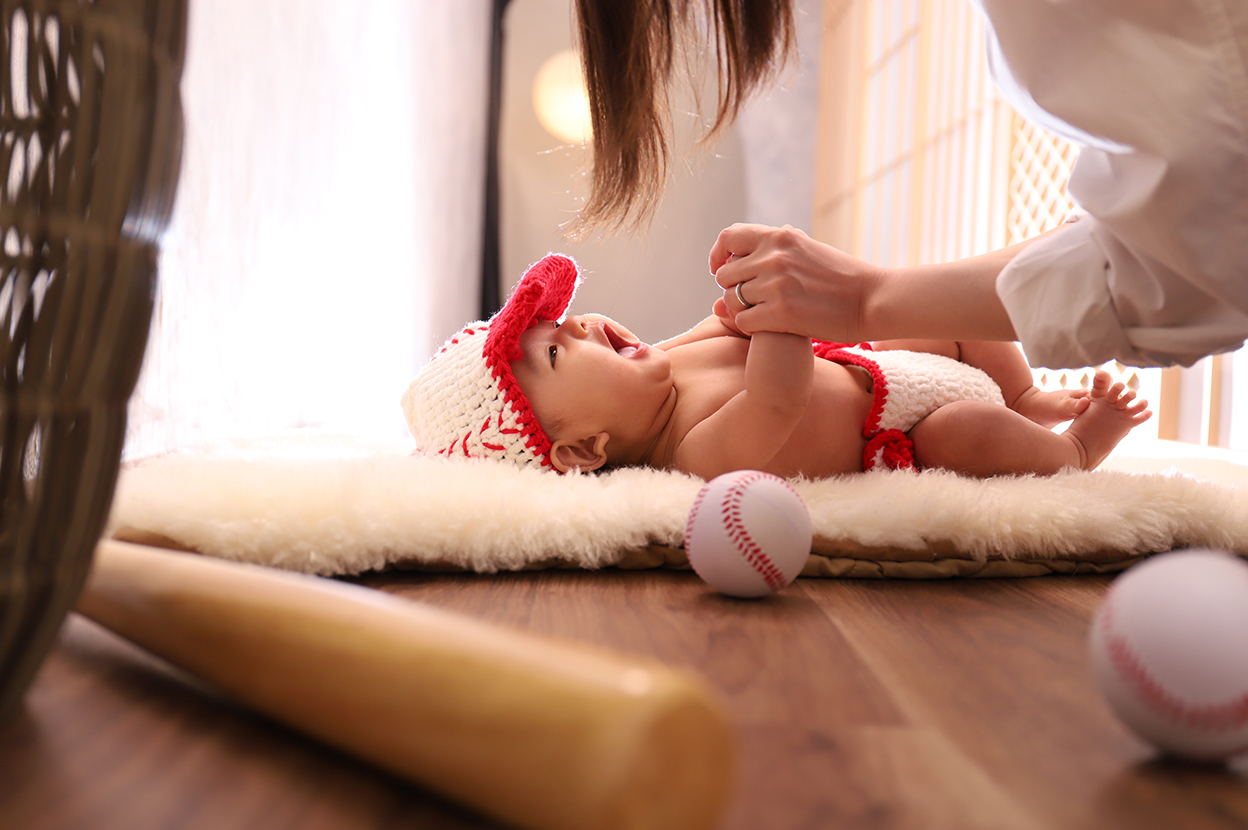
[{"x1": 0, "y1": 0, "x2": 186, "y2": 719}]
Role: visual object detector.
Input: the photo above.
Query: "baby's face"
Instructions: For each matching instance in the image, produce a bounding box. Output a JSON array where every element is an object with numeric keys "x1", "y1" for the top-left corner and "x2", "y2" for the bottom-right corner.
[{"x1": 511, "y1": 314, "x2": 674, "y2": 447}]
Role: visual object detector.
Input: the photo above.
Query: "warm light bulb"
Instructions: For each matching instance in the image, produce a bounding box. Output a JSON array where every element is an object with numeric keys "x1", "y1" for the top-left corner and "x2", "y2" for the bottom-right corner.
[{"x1": 532, "y1": 48, "x2": 591, "y2": 145}]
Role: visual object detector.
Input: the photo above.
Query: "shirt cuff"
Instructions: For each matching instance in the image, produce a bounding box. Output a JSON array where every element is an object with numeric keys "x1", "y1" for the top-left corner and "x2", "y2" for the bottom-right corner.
[{"x1": 996, "y1": 220, "x2": 1143, "y2": 369}]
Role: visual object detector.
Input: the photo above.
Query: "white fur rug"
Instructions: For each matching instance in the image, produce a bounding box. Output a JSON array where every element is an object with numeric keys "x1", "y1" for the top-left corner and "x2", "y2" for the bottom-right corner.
[{"x1": 105, "y1": 432, "x2": 1248, "y2": 579}]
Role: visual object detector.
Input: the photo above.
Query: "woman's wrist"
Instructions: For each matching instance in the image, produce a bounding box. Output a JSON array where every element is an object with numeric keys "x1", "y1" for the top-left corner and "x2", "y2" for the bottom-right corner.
[
  {"x1": 865, "y1": 256, "x2": 1017, "y2": 342},
  {"x1": 856, "y1": 261, "x2": 899, "y2": 342}
]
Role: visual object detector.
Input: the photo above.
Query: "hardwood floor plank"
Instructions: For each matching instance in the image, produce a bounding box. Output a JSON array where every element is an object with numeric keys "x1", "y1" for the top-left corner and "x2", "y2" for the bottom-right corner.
[
  {"x1": 369, "y1": 570, "x2": 905, "y2": 728},
  {"x1": 0, "y1": 616, "x2": 496, "y2": 830},
  {"x1": 847, "y1": 725, "x2": 1050, "y2": 830},
  {"x1": 800, "y1": 576, "x2": 1248, "y2": 830},
  {"x1": 5, "y1": 567, "x2": 1246, "y2": 830},
  {"x1": 370, "y1": 570, "x2": 912, "y2": 829}
]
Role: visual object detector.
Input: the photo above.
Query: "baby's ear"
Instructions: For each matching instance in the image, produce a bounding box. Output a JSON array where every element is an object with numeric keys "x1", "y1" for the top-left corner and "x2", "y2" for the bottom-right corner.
[{"x1": 550, "y1": 432, "x2": 610, "y2": 473}]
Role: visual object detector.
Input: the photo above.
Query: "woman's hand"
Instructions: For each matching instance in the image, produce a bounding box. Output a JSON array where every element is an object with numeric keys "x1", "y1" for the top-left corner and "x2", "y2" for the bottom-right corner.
[
  {"x1": 709, "y1": 224, "x2": 885, "y2": 343},
  {"x1": 710, "y1": 222, "x2": 1021, "y2": 344}
]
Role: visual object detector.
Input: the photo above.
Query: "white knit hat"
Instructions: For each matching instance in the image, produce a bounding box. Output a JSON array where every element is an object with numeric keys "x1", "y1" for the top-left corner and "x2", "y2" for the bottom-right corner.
[{"x1": 401, "y1": 254, "x2": 580, "y2": 471}]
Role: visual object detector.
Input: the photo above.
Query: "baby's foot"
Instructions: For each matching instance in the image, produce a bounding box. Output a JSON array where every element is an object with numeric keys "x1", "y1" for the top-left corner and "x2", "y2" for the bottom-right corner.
[
  {"x1": 1061, "y1": 371, "x2": 1152, "y2": 470},
  {"x1": 1012, "y1": 385, "x2": 1091, "y2": 429}
]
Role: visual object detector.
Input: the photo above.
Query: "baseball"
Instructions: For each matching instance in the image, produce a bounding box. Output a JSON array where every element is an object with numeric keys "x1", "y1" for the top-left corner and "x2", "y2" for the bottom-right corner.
[
  {"x1": 1088, "y1": 549, "x2": 1248, "y2": 761},
  {"x1": 684, "y1": 471, "x2": 813, "y2": 598}
]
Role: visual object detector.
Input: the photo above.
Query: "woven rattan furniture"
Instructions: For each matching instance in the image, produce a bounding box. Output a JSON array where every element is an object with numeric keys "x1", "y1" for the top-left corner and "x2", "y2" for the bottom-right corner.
[{"x1": 0, "y1": 0, "x2": 186, "y2": 719}]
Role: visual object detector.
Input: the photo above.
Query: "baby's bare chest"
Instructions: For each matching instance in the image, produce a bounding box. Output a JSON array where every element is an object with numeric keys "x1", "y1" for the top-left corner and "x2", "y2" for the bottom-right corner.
[
  {"x1": 666, "y1": 339, "x2": 750, "y2": 425},
  {"x1": 665, "y1": 339, "x2": 874, "y2": 476}
]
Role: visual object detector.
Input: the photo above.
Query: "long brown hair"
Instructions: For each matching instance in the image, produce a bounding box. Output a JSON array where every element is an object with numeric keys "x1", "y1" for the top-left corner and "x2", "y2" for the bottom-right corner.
[{"x1": 572, "y1": 0, "x2": 795, "y2": 236}]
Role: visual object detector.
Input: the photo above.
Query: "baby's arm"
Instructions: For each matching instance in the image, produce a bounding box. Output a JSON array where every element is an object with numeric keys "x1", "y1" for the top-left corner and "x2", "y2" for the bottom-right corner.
[
  {"x1": 673, "y1": 331, "x2": 813, "y2": 479},
  {"x1": 656, "y1": 312, "x2": 744, "y2": 351}
]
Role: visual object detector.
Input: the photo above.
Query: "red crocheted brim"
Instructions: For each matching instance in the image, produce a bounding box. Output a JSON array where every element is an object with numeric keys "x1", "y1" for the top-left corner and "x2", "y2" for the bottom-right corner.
[
  {"x1": 486, "y1": 254, "x2": 580, "y2": 364},
  {"x1": 483, "y1": 253, "x2": 581, "y2": 467}
]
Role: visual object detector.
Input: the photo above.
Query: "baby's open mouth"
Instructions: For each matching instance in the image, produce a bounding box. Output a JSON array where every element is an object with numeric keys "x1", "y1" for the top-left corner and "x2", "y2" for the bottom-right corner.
[{"x1": 603, "y1": 322, "x2": 643, "y2": 358}]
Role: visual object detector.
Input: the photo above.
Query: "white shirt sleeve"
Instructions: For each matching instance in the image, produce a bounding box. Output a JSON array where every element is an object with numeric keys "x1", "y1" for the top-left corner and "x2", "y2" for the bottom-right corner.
[{"x1": 974, "y1": 0, "x2": 1248, "y2": 369}]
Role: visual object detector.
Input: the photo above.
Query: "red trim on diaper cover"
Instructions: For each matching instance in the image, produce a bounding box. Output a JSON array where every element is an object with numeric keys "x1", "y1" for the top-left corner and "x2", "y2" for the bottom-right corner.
[
  {"x1": 812, "y1": 341, "x2": 873, "y2": 355},
  {"x1": 813, "y1": 344, "x2": 916, "y2": 472}
]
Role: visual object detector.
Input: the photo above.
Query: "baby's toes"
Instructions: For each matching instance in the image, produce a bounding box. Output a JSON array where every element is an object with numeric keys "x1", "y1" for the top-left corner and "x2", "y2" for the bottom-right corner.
[
  {"x1": 1113, "y1": 388, "x2": 1139, "y2": 409},
  {"x1": 1089, "y1": 370, "x2": 1113, "y2": 398}
]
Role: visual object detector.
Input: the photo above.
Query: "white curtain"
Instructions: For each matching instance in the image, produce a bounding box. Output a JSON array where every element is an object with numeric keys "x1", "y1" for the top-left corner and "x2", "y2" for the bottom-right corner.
[
  {"x1": 736, "y1": 0, "x2": 823, "y2": 232},
  {"x1": 125, "y1": 0, "x2": 491, "y2": 457}
]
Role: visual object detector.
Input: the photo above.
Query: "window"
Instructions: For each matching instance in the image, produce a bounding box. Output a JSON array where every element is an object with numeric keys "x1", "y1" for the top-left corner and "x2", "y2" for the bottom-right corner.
[
  {"x1": 123, "y1": 1, "x2": 491, "y2": 457},
  {"x1": 813, "y1": 0, "x2": 1248, "y2": 452}
]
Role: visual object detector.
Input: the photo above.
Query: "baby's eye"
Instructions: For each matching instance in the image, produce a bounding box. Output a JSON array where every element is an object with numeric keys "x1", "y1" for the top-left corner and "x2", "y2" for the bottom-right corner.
[{"x1": 548, "y1": 345, "x2": 557, "y2": 367}]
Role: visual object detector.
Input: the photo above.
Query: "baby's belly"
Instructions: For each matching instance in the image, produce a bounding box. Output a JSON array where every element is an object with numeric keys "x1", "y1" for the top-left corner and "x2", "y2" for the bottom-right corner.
[{"x1": 765, "y1": 363, "x2": 874, "y2": 478}]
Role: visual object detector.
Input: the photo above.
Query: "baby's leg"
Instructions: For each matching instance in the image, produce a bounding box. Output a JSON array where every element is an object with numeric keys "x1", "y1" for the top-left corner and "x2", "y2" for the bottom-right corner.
[
  {"x1": 876, "y1": 339, "x2": 1088, "y2": 429},
  {"x1": 954, "y1": 341, "x2": 1090, "y2": 428},
  {"x1": 1059, "y1": 371, "x2": 1152, "y2": 469},
  {"x1": 909, "y1": 371, "x2": 1150, "y2": 476}
]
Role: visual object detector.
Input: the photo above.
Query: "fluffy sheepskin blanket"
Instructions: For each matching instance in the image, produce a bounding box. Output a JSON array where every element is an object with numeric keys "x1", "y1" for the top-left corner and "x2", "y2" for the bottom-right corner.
[{"x1": 105, "y1": 432, "x2": 1248, "y2": 579}]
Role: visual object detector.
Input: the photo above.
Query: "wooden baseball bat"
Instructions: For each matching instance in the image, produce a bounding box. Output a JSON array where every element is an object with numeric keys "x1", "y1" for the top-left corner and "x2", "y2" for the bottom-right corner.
[{"x1": 76, "y1": 540, "x2": 735, "y2": 830}]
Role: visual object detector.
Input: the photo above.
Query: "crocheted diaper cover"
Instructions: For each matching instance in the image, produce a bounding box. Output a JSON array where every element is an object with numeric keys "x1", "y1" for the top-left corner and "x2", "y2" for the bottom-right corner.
[{"x1": 814, "y1": 343, "x2": 1005, "y2": 471}]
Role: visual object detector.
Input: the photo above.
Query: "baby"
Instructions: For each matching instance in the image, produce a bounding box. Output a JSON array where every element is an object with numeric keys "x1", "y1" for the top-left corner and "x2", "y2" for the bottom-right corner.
[{"x1": 402, "y1": 255, "x2": 1150, "y2": 479}]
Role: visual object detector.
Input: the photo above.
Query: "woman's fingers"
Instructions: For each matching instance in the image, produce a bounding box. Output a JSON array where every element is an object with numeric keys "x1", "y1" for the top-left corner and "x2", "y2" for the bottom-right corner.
[
  {"x1": 709, "y1": 222, "x2": 891, "y2": 343},
  {"x1": 711, "y1": 224, "x2": 804, "y2": 334},
  {"x1": 709, "y1": 223, "x2": 768, "y2": 280}
]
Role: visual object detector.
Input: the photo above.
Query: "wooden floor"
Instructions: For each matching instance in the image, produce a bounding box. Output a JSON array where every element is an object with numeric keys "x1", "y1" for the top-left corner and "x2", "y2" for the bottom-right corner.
[{"x1": 3, "y1": 568, "x2": 1247, "y2": 830}]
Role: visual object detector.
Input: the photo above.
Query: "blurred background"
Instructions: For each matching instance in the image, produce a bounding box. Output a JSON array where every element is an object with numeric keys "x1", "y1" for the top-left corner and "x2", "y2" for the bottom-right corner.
[
  {"x1": 498, "y1": 0, "x2": 822, "y2": 346},
  {"x1": 123, "y1": 0, "x2": 1248, "y2": 461}
]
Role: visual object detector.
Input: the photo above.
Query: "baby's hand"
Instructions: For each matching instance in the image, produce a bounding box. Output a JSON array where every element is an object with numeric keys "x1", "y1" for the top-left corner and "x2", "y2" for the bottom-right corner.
[{"x1": 712, "y1": 297, "x2": 749, "y2": 338}]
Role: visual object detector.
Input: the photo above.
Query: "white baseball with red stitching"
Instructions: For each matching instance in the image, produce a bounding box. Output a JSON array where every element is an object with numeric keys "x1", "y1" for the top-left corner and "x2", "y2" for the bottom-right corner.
[
  {"x1": 1088, "y1": 549, "x2": 1248, "y2": 760},
  {"x1": 684, "y1": 471, "x2": 813, "y2": 598}
]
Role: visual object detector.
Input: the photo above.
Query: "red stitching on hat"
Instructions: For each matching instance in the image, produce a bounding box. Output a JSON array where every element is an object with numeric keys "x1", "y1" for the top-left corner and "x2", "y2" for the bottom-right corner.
[
  {"x1": 479, "y1": 255, "x2": 579, "y2": 470},
  {"x1": 410, "y1": 256, "x2": 577, "y2": 471}
]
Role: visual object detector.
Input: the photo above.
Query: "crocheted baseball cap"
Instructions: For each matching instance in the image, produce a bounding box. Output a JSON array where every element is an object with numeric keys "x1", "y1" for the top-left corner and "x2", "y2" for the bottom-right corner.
[{"x1": 401, "y1": 253, "x2": 580, "y2": 470}]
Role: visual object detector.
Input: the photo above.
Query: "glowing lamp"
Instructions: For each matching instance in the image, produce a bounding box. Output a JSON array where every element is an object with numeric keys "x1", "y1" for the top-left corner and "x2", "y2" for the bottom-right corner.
[{"x1": 532, "y1": 48, "x2": 591, "y2": 145}]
